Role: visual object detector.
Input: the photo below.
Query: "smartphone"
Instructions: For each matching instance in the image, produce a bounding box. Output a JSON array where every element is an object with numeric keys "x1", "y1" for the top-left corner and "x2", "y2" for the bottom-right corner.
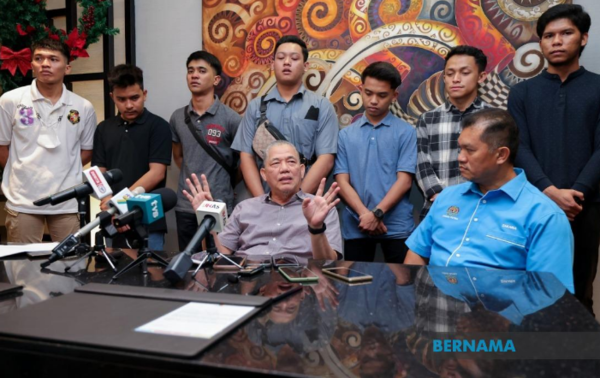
[
  {"x1": 245, "y1": 256, "x2": 273, "y2": 268},
  {"x1": 272, "y1": 255, "x2": 300, "y2": 268},
  {"x1": 322, "y1": 267, "x2": 373, "y2": 283},
  {"x1": 213, "y1": 256, "x2": 246, "y2": 270},
  {"x1": 278, "y1": 267, "x2": 319, "y2": 283},
  {"x1": 238, "y1": 265, "x2": 265, "y2": 277}
]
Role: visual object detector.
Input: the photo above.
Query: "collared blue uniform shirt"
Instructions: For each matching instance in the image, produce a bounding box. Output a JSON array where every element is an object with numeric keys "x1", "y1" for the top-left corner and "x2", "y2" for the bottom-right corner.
[
  {"x1": 427, "y1": 266, "x2": 566, "y2": 325},
  {"x1": 406, "y1": 169, "x2": 574, "y2": 293},
  {"x1": 334, "y1": 112, "x2": 417, "y2": 239}
]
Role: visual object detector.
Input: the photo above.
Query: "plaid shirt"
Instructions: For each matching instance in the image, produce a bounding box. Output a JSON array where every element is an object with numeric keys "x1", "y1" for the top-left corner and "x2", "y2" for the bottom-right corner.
[{"x1": 415, "y1": 98, "x2": 492, "y2": 218}]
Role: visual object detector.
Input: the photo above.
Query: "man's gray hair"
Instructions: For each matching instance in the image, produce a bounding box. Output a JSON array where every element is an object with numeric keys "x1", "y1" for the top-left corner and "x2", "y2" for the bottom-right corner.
[{"x1": 264, "y1": 140, "x2": 300, "y2": 162}]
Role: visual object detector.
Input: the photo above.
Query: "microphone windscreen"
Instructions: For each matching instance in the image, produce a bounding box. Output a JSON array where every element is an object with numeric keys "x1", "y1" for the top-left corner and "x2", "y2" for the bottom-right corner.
[
  {"x1": 104, "y1": 169, "x2": 123, "y2": 185},
  {"x1": 132, "y1": 186, "x2": 145, "y2": 195},
  {"x1": 152, "y1": 187, "x2": 178, "y2": 212}
]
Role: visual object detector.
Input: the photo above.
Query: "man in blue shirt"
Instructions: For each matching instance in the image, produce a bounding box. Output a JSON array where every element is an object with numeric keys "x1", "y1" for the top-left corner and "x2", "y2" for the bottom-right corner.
[
  {"x1": 404, "y1": 108, "x2": 574, "y2": 293},
  {"x1": 334, "y1": 62, "x2": 417, "y2": 263},
  {"x1": 232, "y1": 36, "x2": 339, "y2": 196}
]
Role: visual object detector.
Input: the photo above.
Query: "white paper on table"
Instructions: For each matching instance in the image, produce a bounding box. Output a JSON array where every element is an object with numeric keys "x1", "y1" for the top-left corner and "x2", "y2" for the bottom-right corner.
[
  {"x1": 135, "y1": 302, "x2": 255, "y2": 339},
  {"x1": 0, "y1": 243, "x2": 58, "y2": 258}
]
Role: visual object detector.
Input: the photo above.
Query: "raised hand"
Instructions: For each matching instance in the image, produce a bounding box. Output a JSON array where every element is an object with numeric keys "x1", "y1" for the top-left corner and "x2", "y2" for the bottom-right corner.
[
  {"x1": 183, "y1": 173, "x2": 214, "y2": 210},
  {"x1": 302, "y1": 178, "x2": 340, "y2": 229}
]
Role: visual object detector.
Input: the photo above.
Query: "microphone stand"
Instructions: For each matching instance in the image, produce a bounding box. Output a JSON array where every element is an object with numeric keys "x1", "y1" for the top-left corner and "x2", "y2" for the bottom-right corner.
[
  {"x1": 40, "y1": 197, "x2": 92, "y2": 269},
  {"x1": 191, "y1": 233, "x2": 241, "y2": 276},
  {"x1": 164, "y1": 216, "x2": 241, "y2": 284},
  {"x1": 65, "y1": 232, "x2": 117, "y2": 273},
  {"x1": 111, "y1": 222, "x2": 168, "y2": 280},
  {"x1": 70, "y1": 197, "x2": 92, "y2": 257}
]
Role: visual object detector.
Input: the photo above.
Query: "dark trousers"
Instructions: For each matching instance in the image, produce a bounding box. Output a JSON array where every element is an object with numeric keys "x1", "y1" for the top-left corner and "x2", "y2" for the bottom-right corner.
[
  {"x1": 344, "y1": 238, "x2": 408, "y2": 264},
  {"x1": 175, "y1": 211, "x2": 199, "y2": 252},
  {"x1": 571, "y1": 202, "x2": 600, "y2": 315}
]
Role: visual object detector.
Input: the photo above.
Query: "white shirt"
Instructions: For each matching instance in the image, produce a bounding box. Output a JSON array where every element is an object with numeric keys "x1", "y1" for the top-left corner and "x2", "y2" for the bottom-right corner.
[{"x1": 0, "y1": 80, "x2": 96, "y2": 214}]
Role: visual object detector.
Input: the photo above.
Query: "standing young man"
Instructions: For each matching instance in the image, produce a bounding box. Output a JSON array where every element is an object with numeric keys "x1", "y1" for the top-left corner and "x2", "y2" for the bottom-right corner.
[
  {"x1": 232, "y1": 35, "x2": 339, "y2": 196},
  {"x1": 0, "y1": 39, "x2": 96, "y2": 243},
  {"x1": 416, "y1": 46, "x2": 492, "y2": 219},
  {"x1": 508, "y1": 4, "x2": 600, "y2": 313},
  {"x1": 334, "y1": 62, "x2": 416, "y2": 263},
  {"x1": 170, "y1": 51, "x2": 241, "y2": 251},
  {"x1": 92, "y1": 64, "x2": 172, "y2": 250}
]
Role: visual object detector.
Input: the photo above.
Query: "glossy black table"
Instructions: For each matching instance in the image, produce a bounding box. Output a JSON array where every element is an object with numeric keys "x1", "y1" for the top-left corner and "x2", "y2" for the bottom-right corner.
[{"x1": 0, "y1": 250, "x2": 598, "y2": 377}]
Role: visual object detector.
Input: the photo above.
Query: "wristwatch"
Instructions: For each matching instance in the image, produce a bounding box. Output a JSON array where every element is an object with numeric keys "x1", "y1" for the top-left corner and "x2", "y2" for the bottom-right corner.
[
  {"x1": 372, "y1": 207, "x2": 384, "y2": 220},
  {"x1": 308, "y1": 223, "x2": 327, "y2": 235}
]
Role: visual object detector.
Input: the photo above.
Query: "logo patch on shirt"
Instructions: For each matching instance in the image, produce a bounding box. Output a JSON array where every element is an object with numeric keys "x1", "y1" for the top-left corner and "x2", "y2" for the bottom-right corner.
[
  {"x1": 442, "y1": 206, "x2": 460, "y2": 220},
  {"x1": 19, "y1": 106, "x2": 35, "y2": 126},
  {"x1": 205, "y1": 124, "x2": 225, "y2": 145},
  {"x1": 68, "y1": 110, "x2": 80, "y2": 125},
  {"x1": 443, "y1": 273, "x2": 458, "y2": 284},
  {"x1": 502, "y1": 224, "x2": 517, "y2": 231}
]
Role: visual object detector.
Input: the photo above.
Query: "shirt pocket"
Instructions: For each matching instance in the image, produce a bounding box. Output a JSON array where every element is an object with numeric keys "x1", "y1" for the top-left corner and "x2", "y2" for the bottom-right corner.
[
  {"x1": 485, "y1": 232, "x2": 527, "y2": 250},
  {"x1": 292, "y1": 117, "x2": 318, "y2": 157}
]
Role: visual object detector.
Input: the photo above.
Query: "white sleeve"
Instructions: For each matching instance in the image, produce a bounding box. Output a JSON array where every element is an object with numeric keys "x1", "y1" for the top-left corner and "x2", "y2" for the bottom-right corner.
[
  {"x1": 79, "y1": 101, "x2": 97, "y2": 150},
  {"x1": 0, "y1": 95, "x2": 15, "y2": 145}
]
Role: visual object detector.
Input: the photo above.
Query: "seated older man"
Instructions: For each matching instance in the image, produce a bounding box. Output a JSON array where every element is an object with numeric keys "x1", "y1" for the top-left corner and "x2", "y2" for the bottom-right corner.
[
  {"x1": 404, "y1": 108, "x2": 574, "y2": 292},
  {"x1": 184, "y1": 140, "x2": 342, "y2": 261}
]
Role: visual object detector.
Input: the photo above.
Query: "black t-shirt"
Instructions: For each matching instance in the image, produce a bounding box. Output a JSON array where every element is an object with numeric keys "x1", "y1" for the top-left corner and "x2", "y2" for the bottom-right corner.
[{"x1": 92, "y1": 108, "x2": 172, "y2": 233}]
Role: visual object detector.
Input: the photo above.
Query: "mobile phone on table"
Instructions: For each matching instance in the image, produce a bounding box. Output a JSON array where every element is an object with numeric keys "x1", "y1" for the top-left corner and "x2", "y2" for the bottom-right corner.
[
  {"x1": 238, "y1": 265, "x2": 265, "y2": 277},
  {"x1": 245, "y1": 256, "x2": 272, "y2": 268},
  {"x1": 272, "y1": 255, "x2": 300, "y2": 268},
  {"x1": 213, "y1": 256, "x2": 246, "y2": 270},
  {"x1": 278, "y1": 267, "x2": 319, "y2": 283},
  {"x1": 322, "y1": 267, "x2": 373, "y2": 283}
]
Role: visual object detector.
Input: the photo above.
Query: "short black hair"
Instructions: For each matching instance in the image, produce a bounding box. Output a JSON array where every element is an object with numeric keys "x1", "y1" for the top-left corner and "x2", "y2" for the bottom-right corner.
[
  {"x1": 445, "y1": 45, "x2": 488, "y2": 73},
  {"x1": 536, "y1": 4, "x2": 591, "y2": 56},
  {"x1": 31, "y1": 38, "x2": 71, "y2": 62},
  {"x1": 462, "y1": 108, "x2": 519, "y2": 164},
  {"x1": 108, "y1": 64, "x2": 144, "y2": 91},
  {"x1": 361, "y1": 62, "x2": 402, "y2": 90},
  {"x1": 274, "y1": 35, "x2": 309, "y2": 62},
  {"x1": 186, "y1": 50, "x2": 222, "y2": 76}
]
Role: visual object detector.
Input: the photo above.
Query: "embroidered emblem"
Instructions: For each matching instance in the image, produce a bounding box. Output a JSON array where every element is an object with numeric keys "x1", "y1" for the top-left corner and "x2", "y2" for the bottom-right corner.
[
  {"x1": 19, "y1": 107, "x2": 35, "y2": 126},
  {"x1": 446, "y1": 206, "x2": 459, "y2": 217},
  {"x1": 444, "y1": 273, "x2": 458, "y2": 284},
  {"x1": 68, "y1": 110, "x2": 80, "y2": 125}
]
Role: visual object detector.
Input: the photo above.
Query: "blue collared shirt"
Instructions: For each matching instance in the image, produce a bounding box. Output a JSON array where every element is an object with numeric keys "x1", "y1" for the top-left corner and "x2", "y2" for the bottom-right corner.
[
  {"x1": 427, "y1": 266, "x2": 566, "y2": 325},
  {"x1": 406, "y1": 169, "x2": 574, "y2": 293},
  {"x1": 336, "y1": 263, "x2": 415, "y2": 332},
  {"x1": 232, "y1": 85, "x2": 339, "y2": 160},
  {"x1": 334, "y1": 112, "x2": 417, "y2": 239}
]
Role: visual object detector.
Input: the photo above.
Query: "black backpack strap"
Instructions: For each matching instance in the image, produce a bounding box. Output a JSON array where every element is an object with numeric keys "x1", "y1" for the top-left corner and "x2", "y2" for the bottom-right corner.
[
  {"x1": 259, "y1": 95, "x2": 268, "y2": 120},
  {"x1": 184, "y1": 106, "x2": 235, "y2": 177}
]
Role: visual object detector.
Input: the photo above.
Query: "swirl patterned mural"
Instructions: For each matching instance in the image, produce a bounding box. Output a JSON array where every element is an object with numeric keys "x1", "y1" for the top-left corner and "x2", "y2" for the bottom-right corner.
[{"x1": 203, "y1": 0, "x2": 572, "y2": 127}]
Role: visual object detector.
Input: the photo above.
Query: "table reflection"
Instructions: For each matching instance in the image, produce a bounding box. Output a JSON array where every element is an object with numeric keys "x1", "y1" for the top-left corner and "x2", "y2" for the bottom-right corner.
[{"x1": 0, "y1": 253, "x2": 598, "y2": 377}]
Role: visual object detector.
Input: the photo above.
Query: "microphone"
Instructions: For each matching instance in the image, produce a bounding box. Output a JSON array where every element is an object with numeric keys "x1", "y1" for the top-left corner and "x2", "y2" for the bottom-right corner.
[
  {"x1": 34, "y1": 169, "x2": 123, "y2": 206},
  {"x1": 113, "y1": 187, "x2": 177, "y2": 228},
  {"x1": 40, "y1": 187, "x2": 145, "y2": 269},
  {"x1": 163, "y1": 200, "x2": 228, "y2": 284}
]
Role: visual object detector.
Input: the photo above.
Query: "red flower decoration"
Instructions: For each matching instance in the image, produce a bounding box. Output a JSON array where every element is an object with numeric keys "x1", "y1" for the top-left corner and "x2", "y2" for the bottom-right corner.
[
  {"x1": 16, "y1": 24, "x2": 27, "y2": 36},
  {"x1": 65, "y1": 28, "x2": 89, "y2": 60},
  {"x1": 16, "y1": 24, "x2": 36, "y2": 36},
  {"x1": 0, "y1": 46, "x2": 32, "y2": 76}
]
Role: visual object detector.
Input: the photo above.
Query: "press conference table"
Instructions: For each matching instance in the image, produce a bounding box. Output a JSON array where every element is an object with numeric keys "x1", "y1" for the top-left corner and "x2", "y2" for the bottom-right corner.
[{"x1": 0, "y1": 249, "x2": 599, "y2": 377}]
